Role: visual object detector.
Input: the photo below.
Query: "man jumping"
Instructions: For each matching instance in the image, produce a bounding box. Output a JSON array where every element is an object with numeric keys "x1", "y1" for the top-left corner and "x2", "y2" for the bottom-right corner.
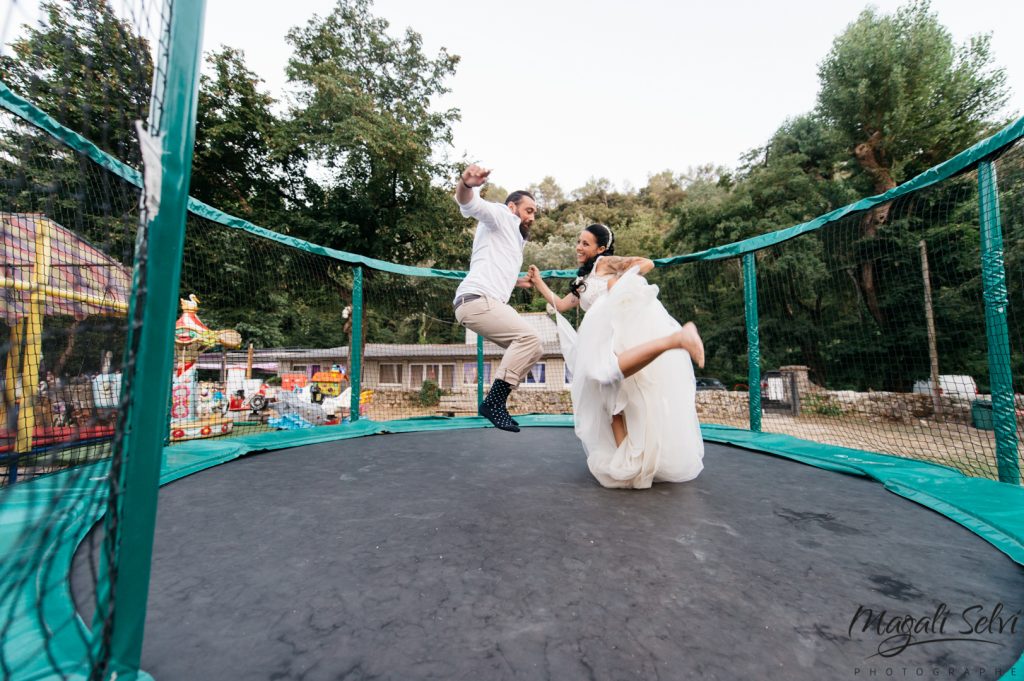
[{"x1": 453, "y1": 164, "x2": 541, "y2": 433}]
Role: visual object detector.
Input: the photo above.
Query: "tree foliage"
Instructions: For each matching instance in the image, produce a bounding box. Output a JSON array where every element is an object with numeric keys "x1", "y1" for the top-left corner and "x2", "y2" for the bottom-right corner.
[
  {"x1": 817, "y1": 0, "x2": 1009, "y2": 192},
  {"x1": 657, "y1": 0, "x2": 1013, "y2": 390},
  {"x1": 191, "y1": 47, "x2": 292, "y2": 221},
  {"x1": 0, "y1": 0, "x2": 152, "y2": 163},
  {"x1": 284, "y1": 0, "x2": 468, "y2": 265}
]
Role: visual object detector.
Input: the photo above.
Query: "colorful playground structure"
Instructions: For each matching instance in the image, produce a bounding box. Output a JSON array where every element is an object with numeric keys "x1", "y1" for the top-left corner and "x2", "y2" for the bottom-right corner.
[
  {"x1": 0, "y1": 212, "x2": 367, "y2": 456},
  {"x1": 0, "y1": 213, "x2": 130, "y2": 458},
  {"x1": 168, "y1": 294, "x2": 242, "y2": 441}
]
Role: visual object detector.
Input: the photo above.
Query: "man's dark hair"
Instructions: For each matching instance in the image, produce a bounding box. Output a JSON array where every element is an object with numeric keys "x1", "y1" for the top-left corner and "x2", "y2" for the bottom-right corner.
[{"x1": 505, "y1": 190, "x2": 535, "y2": 206}]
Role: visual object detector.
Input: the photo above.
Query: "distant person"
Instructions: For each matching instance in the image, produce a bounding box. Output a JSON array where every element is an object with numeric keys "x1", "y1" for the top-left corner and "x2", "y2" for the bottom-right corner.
[
  {"x1": 528, "y1": 224, "x2": 705, "y2": 488},
  {"x1": 453, "y1": 164, "x2": 541, "y2": 433}
]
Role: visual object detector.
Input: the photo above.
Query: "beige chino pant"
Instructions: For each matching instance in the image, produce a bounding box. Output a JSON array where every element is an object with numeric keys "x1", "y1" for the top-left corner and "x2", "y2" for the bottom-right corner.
[{"x1": 455, "y1": 296, "x2": 542, "y2": 388}]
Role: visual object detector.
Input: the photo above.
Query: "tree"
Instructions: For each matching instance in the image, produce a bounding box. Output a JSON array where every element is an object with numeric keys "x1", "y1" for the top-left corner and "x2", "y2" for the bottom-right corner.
[
  {"x1": 668, "y1": 115, "x2": 845, "y2": 253},
  {"x1": 641, "y1": 171, "x2": 685, "y2": 211},
  {"x1": 178, "y1": 48, "x2": 314, "y2": 348},
  {"x1": 0, "y1": 0, "x2": 152, "y2": 165},
  {"x1": 816, "y1": 0, "x2": 1009, "y2": 326},
  {"x1": 663, "y1": 115, "x2": 856, "y2": 387},
  {"x1": 570, "y1": 177, "x2": 614, "y2": 204},
  {"x1": 480, "y1": 183, "x2": 509, "y2": 204},
  {"x1": 818, "y1": 0, "x2": 1008, "y2": 189},
  {"x1": 528, "y1": 176, "x2": 566, "y2": 212},
  {"x1": 191, "y1": 47, "x2": 291, "y2": 220},
  {"x1": 284, "y1": 0, "x2": 467, "y2": 265},
  {"x1": 523, "y1": 234, "x2": 576, "y2": 272},
  {"x1": 662, "y1": 1, "x2": 1013, "y2": 390}
]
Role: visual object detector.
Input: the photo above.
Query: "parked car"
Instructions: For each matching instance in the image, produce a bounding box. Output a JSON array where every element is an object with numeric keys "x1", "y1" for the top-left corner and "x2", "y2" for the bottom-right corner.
[
  {"x1": 912, "y1": 375, "x2": 979, "y2": 398},
  {"x1": 695, "y1": 377, "x2": 727, "y2": 391}
]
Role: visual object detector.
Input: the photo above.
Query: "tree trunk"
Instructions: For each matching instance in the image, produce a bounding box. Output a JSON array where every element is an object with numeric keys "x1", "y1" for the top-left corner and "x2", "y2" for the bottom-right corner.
[
  {"x1": 853, "y1": 131, "x2": 897, "y2": 327},
  {"x1": 919, "y1": 240, "x2": 942, "y2": 416}
]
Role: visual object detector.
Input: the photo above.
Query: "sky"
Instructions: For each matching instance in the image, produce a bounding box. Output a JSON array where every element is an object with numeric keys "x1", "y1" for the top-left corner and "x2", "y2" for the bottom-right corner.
[{"x1": 6, "y1": 0, "x2": 1023, "y2": 193}]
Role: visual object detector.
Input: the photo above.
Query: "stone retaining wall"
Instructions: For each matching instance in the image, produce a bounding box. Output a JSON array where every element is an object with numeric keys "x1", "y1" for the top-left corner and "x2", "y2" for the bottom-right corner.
[
  {"x1": 507, "y1": 390, "x2": 574, "y2": 415},
  {"x1": 695, "y1": 390, "x2": 749, "y2": 421},
  {"x1": 695, "y1": 389, "x2": 983, "y2": 425},
  {"x1": 365, "y1": 387, "x2": 573, "y2": 415},
  {"x1": 366, "y1": 385, "x2": 986, "y2": 426},
  {"x1": 802, "y1": 390, "x2": 975, "y2": 424}
]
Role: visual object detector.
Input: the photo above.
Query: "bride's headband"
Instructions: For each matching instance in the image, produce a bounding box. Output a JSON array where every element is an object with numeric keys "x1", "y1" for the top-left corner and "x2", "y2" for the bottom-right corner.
[{"x1": 600, "y1": 224, "x2": 614, "y2": 249}]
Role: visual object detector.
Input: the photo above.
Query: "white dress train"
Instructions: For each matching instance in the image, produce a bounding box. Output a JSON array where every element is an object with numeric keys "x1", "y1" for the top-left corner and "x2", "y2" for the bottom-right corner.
[{"x1": 554, "y1": 266, "x2": 704, "y2": 489}]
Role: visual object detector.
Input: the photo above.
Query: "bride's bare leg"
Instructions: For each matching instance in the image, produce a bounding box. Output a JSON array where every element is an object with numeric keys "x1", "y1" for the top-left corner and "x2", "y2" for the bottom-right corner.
[
  {"x1": 612, "y1": 412, "x2": 627, "y2": 446},
  {"x1": 676, "y1": 322, "x2": 705, "y2": 369},
  {"x1": 616, "y1": 322, "x2": 705, "y2": 377}
]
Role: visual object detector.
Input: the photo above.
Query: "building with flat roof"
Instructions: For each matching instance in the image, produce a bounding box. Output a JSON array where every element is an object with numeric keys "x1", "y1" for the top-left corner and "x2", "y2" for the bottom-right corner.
[{"x1": 197, "y1": 312, "x2": 570, "y2": 393}]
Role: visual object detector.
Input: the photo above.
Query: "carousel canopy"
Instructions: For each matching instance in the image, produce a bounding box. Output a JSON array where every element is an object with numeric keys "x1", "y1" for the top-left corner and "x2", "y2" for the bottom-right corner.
[{"x1": 0, "y1": 213, "x2": 132, "y2": 323}]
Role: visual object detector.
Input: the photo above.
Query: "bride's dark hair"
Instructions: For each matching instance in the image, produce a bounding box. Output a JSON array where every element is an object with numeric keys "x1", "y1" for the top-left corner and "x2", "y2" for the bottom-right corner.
[{"x1": 568, "y1": 224, "x2": 615, "y2": 298}]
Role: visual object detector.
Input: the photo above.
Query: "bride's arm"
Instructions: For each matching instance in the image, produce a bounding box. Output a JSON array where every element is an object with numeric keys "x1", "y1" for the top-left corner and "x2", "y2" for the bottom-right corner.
[
  {"x1": 594, "y1": 256, "x2": 655, "y2": 277},
  {"x1": 528, "y1": 265, "x2": 579, "y2": 312}
]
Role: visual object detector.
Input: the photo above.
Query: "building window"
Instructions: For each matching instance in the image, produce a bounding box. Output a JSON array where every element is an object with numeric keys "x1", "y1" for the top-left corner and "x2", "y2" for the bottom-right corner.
[
  {"x1": 524, "y1": 363, "x2": 546, "y2": 386},
  {"x1": 564, "y1": 364, "x2": 573, "y2": 384},
  {"x1": 463, "y1": 362, "x2": 492, "y2": 385},
  {"x1": 379, "y1": 363, "x2": 403, "y2": 386},
  {"x1": 292, "y1": 364, "x2": 307, "y2": 373},
  {"x1": 410, "y1": 363, "x2": 455, "y2": 389}
]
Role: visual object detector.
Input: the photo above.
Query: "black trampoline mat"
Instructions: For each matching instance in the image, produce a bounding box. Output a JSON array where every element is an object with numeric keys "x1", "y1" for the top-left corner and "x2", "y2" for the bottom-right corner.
[{"x1": 83, "y1": 427, "x2": 1024, "y2": 680}]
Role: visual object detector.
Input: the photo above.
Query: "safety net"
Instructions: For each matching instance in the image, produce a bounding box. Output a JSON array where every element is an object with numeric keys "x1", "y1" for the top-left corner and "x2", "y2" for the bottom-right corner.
[
  {"x1": 1, "y1": 0, "x2": 185, "y2": 679},
  {"x1": 1, "y1": 1, "x2": 1024, "y2": 677}
]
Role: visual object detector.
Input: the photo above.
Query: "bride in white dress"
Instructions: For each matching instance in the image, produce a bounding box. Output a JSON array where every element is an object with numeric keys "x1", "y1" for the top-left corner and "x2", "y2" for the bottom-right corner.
[{"x1": 528, "y1": 224, "x2": 705, "y2": 489}]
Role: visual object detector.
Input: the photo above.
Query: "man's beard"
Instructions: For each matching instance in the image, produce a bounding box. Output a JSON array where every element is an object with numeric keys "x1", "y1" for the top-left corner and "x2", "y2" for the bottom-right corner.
[{"x1": 510, "y1": 204, "x2": 531, "y2": 240}]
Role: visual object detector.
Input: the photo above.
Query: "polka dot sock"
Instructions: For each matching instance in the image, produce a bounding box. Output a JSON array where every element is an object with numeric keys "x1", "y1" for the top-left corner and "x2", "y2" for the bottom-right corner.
[
  {"x1": 479, "y1": 379, "x2": 520, "y2": 433},
  {"x1": 479, "y1": 401, "x2": 520, "y2": 432}
]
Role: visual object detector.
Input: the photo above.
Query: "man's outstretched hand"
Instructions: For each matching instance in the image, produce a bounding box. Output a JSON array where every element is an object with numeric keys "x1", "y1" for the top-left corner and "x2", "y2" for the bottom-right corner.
[
  {"x1": 462, "y1": 164, "x2": 491, "y2": 188},
  {"x1": 456, "y1": 163, "x2": 491, "y2": 204}
]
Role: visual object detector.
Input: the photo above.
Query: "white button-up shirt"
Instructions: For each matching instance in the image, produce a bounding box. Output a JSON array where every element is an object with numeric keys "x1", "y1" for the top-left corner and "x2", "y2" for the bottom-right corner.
[{"x1": 454, "y1": 191, "x2": 525, "y2": 304}]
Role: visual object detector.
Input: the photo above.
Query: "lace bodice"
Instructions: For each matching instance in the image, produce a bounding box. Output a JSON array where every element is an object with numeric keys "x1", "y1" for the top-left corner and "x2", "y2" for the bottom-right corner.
[{"x1": 579, "y1": 262, "x2": 611, "y2": 312}]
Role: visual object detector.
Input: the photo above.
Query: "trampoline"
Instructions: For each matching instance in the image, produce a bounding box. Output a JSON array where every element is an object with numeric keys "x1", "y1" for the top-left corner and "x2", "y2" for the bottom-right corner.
[{"x1": 72, "y1": 426, "x2": 1024, "y2": 680}]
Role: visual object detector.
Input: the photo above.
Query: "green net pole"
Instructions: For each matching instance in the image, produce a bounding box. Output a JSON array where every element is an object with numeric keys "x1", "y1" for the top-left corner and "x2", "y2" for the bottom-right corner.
[
  {"x1": 349, "y1": 266, "x2": 363, "y2": 422},
  {"x1": 743, "y1": 253, "x2": 762, "y2": 432},
  {"x1": 101, "y1": 0, "x2": 208, "y2": 676},
  {"x1": 476, "y1": 334, "x2": 484, "y2": 406},
  {"x1": 978, "y1": 161, "x2": 1020, "y2": 485}
]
